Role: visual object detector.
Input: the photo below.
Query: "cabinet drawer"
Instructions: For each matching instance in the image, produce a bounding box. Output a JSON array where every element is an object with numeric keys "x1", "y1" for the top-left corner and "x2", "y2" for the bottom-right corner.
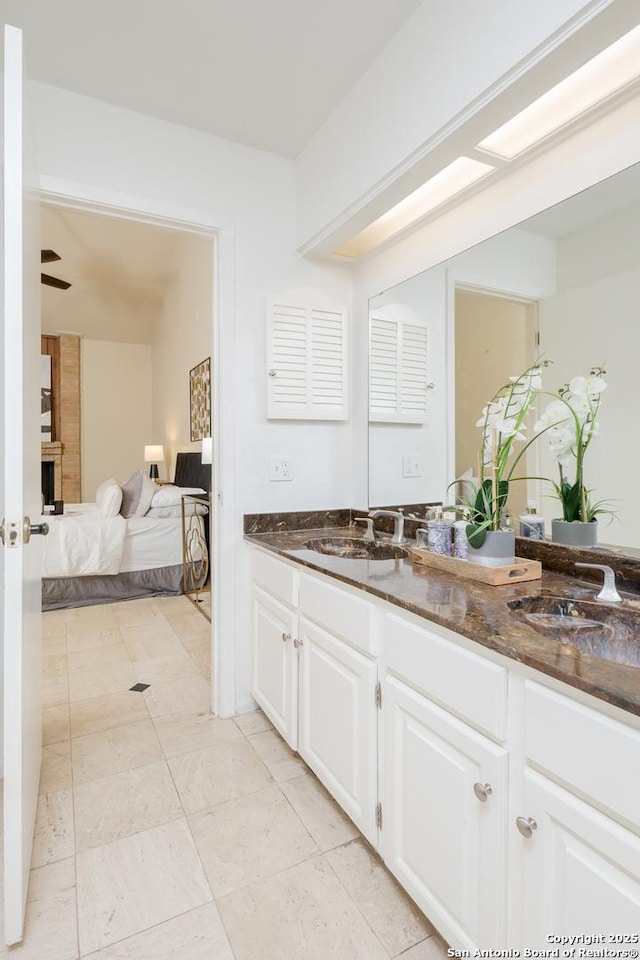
[
  {"x1": 524, "y1": 681, "x2": 640, "y2": 832},
  {"x1": 250, "y1": 549, "x2": 298, "y2": 607},
  {"x1": 299, "y1": 572, "x2": 378, "y2": 656},
  {"x1": 385, "y1": 611, "x2": 507, "y2": 741}
]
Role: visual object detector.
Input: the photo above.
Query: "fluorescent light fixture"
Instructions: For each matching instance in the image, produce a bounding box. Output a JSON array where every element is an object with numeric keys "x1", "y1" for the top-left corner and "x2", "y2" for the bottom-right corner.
[
  {"x1": 478, "y1": 23, "x2": 640, "y2": 159},
  {"x1": 333, "y1": 157, "x2": 494, "y2": 258}
]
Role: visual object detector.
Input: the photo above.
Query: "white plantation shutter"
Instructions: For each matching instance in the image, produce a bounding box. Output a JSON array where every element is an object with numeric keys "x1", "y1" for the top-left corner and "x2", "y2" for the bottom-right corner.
[
  {"x1": 268, "y1": 297, "x2": 348, "y2": 420},
  {"x1": 369, "y1": 315, "x2": 428, "y2": 423}
]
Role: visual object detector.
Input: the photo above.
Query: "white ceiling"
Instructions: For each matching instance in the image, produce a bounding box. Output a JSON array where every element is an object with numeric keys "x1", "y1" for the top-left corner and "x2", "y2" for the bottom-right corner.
[{"x1": 0, "y1": 0, "x2": 421, "y2": 158}]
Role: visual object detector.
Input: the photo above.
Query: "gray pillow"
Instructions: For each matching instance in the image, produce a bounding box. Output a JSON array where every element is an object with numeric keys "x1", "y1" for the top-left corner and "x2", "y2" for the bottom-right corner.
[{"x1": 120, "y1": 471, "x2": 144, "y2": 518}]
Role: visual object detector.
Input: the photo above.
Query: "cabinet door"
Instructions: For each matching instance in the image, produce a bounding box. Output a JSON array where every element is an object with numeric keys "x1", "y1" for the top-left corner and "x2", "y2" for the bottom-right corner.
[
  {"x1": 251, "y1": 587, "x2": 298, "y2": 749},
  {"x1": 298, "y1": 617, "x2": 378, "y2": 843},
  {"x1": 382, "y1": 675, "x2": 508, "y2": 950},
  {"x1": 518, "y1": 769, "x2": 640, "y2": 947}
]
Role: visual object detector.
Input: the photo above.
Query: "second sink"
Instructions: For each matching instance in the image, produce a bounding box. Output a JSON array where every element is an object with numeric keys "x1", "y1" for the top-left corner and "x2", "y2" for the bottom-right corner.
[{"x1": 302, "y1": 537, "x2": 410, "y2": 560}]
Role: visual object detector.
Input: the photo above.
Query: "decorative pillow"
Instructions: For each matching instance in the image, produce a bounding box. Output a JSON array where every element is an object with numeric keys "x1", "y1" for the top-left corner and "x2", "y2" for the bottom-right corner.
[
  {"x1": 135, "y1": 475, "x2": 158, "y2": 517},
  {"x1": 119, "y1": 471, "x2": 144, "y2": 518},
  {"x1": 95, "y1": 478, "x2": 123, "y2": 517},
  {"x1": 150, "y1": 485, "x2": 206, "y2": 508},
  {"x1": 146, "y1": 503, "x2": 208, "y2": 519}
]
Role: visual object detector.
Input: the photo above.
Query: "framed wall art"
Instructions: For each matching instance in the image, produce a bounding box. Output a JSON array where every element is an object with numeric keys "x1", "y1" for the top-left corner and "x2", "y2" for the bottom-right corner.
[{"x1": 189, "y1": 357, "x2": 211, "y2": 442}]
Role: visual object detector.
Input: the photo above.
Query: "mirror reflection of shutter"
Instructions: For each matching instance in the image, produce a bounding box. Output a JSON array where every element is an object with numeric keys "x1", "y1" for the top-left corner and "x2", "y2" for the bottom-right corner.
[
  {"x1": 268, "y1": 294, "x2": 348, "y2": 420},
  {"x1": 369, "y1": 316, "x2": 428, "y2": 423}
]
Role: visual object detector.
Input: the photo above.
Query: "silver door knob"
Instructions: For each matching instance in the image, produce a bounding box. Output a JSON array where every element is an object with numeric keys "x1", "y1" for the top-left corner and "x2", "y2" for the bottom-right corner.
[
  {"x1": 293, "y1": 637, "x2": 303, "y2": 648},
  {"x1": 23, "y1": 517, "x2": 49, "y2": 544},
  {"x1": 281, "y1": 632, "x2": 291, "y2": 643},
  {"x1": 516, "y1": 816, "x2": 538, "y2": 838},
  {"x1": 473, "y1": 782, "x2": 493, "y2": 802}
]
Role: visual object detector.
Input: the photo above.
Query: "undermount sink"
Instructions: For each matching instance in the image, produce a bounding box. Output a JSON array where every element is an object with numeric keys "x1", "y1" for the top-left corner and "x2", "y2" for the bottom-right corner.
[
  {"x1": 507, "y1": 596, "x2": 640, "y2": 668},
  {"x1": 302, "y1": 537, "x2": 410, "y2": 560}
]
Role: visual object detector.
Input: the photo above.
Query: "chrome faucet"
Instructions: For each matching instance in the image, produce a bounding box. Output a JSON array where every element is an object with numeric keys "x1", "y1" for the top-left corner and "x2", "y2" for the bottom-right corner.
[
  {"x1": 368, "y1": 509, "x2": 407, "y2": 545},
  {"x1": 575, "y1": 562, "x2": 623, "y2": 603}
]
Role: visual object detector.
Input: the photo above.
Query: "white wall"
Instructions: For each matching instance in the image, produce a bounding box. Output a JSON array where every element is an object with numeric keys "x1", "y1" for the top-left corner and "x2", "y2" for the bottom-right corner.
[
  {"x1": 538, "y1": 205, "x2": 640, "y2": 547},
  {"x1": 296, "y1": 0, "x2": 628, "y2": 249},
  {"x1": 151, "y1": 232, "x2": 213, "y2": 479},
  {"x1": 81, "y1": 339, "x2": 153, "y2": 498},
  {"x1": 33, "y1": 82, "x2": 353, "y2": 714}
]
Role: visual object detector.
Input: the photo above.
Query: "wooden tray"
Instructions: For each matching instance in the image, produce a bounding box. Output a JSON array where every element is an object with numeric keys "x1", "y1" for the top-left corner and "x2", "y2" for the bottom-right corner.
[{"x1": 412, "y1": 547, "x2": 542, "y2": 585}]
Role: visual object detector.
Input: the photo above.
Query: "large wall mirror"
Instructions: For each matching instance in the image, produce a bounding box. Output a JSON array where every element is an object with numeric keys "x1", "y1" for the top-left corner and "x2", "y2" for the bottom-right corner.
[{"x1": 368, "y1": 161, "x2": 640, "y2": 552}]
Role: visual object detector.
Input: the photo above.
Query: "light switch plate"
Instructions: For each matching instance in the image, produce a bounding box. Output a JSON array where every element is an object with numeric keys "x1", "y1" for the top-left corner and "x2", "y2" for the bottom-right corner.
[{"x1": 403, "y1": 455, "x2": 422, "y2": 478}]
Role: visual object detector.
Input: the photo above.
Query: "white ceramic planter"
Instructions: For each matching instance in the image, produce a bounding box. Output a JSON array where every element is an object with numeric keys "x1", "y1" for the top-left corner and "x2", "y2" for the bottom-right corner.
[
  {"x1": 551, "y1": 519, "x2": 598, "y2": 548},
  {"x1": 466, "y1": 529, "x2": 515, "y2": 567}
]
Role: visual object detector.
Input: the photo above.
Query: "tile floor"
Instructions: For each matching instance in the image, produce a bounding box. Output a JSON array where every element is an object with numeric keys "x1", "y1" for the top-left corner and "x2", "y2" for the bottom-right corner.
[{"x1": 3, "y1": 595, "x2": 449, "y2": 959}]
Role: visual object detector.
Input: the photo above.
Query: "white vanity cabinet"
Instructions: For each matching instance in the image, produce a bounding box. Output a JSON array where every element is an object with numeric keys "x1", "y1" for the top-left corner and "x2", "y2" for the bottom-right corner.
[
  {"x1": 514, "y1": 680, "x2": 640, "y2": 945},
  {"x1": 381, "y1": 611, "x2": 509, "y2": 949},
  {"x1": 251, "y1": 550, "x2": 300, "y2": 749}
]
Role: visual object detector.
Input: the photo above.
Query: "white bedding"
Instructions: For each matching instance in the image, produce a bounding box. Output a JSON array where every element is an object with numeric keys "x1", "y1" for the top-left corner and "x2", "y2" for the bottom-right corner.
[{"x1": 43, "y1": 503, "x2": 205, "y2": 578}]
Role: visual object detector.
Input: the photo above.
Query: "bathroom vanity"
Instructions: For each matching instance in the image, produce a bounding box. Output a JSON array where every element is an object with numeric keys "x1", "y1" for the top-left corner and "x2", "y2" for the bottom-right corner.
[{"x1": 245, "y1": 515, "x2": 640, "y2": 952}]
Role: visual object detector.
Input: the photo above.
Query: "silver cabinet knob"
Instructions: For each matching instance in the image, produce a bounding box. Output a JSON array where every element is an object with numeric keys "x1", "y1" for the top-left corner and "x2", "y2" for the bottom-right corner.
[
  {"x1": 281, "y1": 632, "x2": 291, "y2": 643},
  {"x1": 473, "y1": 782, "x2": 493, "y2": 802},
  {"x1": 293, "y1": 637, "x2": 303, "y2": 649},
  {"x1": 516, "y1": 816, "x2": 538, "y2": 838}
]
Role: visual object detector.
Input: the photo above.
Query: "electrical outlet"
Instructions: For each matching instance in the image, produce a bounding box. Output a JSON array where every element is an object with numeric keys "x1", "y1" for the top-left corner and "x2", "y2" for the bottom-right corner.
[
  {"x1": 403, "y1": 455, "x2": 422, "y2": 478},
  {"x1": 269, "y1": 455, "x2": 293, "y2": 481}
]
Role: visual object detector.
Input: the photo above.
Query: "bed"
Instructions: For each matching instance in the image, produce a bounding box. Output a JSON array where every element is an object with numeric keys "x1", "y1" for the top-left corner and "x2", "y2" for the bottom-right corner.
[{"x1": 42, "y1": 452, "x2": 211, "y2": 610}]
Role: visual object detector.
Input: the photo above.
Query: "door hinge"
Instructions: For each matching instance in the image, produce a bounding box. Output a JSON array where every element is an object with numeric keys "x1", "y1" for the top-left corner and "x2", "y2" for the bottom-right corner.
[
  {"x1": 375, "y1": 681, "x2": 382, "y2": 709},
  {"x1": 376, "y1": 801, "x2": 383, "y2": 830},
  {"x1": 535, "y1": 330, "x2": 541, "y2": 347}
]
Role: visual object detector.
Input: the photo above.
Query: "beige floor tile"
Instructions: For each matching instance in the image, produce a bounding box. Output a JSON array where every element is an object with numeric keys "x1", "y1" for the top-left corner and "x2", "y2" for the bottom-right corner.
[
  {"x1": 217, "y1": 855, "x2": 388, "y2": 960},
  {"x1": 169, "y1": 739, "x2": 272, "y2": 814},
  {"x1": 0, "y1": 859, "x2": 78, "y2": 960},
  {"x1": 70, "y1": 691, "x2": 149, "y2": 739},
  {"x1": 43, "y1": 653, "x2": 68, "y2": 679},
  {"x1": 42, "y1": 610, "x2": 69, "y2": 640},
  {"x1": 396, "y1": 935, "x2": 450, "y2": 959},
  {"x1": 74, "y1": 761, "x2": 183, "y2": 851},
  {"x1": 76, "y1": 819, "x2": 212, "y2": 955},
  {"x1": 233, "y1": 708, "x2": 273, "y2": 736},
  {"x1": 66, "y1": 621, "x2": 122, "y2": 654},
  {"x1": 190, "y1": 784, "x2": 318, "y2": 897},
  {"x1": 248, "y1": 729, "x2": 308, "y2": 782},
  {"x1": 43, "y1": 704, "x2": 71, "y2": 746},
  {"x1": 326, "y1": 838, "x2": 434, "y2": 956},
  {"x1": 184, "y1": 639, "x2": 211, "y2": 677},
  {"x1": 68, "y1": 642, "x2": 131, "y2": 674},
  {"x1": 281, "y1": 772, "x2": 359, "y2": 851},
  {"x1": 31, "y1": 789, "x2": 75, "y2": 868},
  {"x1": 80, "y1": 902, "x2": 234, "y2": 960},
  {"x1": 153, "y1": 712, "x2": 242, "y2": 759},
  {"x1": 133, "y1": 653, "x2": 200, "y2": 684},
  {"x1": 73, "y1": 605, "x2": 117, "y2": 624},
  {"x1": 122, "y1": 629, "x2": 185, "y2": 662},
  {"x1": 72, "y1": 719, "x2": 163, "y2": 785},
  {"x1": 163, "y1": 611, "x2": 211, "y2": 641},
  {"x1": 40, "y1": 741, "x2": 72, "y2": 794},
  {"x1": 43, "y1": 672, "x2": 70, "y2": 709},
  {"x1": 68, "y1": 661, "x2": 137, "y2": 703},
  {"x1": 42, "y1": 632, "x2": 67, "y2": 655},
  {"x1": 111, "y1": 602, "x2": 165, "y2": 628},
  {"x1": 143, "y1": 675, "x2": 210, "y2": 718}
]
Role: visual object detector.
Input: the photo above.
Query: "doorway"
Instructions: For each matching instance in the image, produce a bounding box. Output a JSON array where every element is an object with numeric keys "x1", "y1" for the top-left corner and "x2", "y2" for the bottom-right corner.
[{"x1": 454, "y1": 287, "x2": 538, "y2": 522}]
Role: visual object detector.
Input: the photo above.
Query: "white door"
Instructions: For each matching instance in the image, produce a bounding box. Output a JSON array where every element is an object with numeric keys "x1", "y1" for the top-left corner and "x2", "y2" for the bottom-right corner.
[
  {"x1": 251, "y1": 587, "x2": 298, "y2": 748},
  {"x1": 297, "y1": 617, "x2": 378, "y2": 843},
  {"x1": 1, "y1": 24, "x2": 44, "y2": 946},
  {"x1": 519, "y1": 769, "x2": 640, "y2": 947},
  {"x1": 382, "y1": 675, "x2": 508, "y2": 950}
]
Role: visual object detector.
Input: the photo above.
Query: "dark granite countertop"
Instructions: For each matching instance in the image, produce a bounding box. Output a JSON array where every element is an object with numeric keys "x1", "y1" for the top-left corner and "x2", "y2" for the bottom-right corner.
[{"x1": 245, "y1": 523, "x2": 640, "y2": 720}]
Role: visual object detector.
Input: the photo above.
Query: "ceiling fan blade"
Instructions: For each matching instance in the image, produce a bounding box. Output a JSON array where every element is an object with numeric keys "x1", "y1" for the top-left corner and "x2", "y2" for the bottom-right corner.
[
  {"x1": 41, "y1": 249, "x2": 61, "y2": 264},
  {"x1": 41, "y1": 273, "x2": 71, "y2": 290}
]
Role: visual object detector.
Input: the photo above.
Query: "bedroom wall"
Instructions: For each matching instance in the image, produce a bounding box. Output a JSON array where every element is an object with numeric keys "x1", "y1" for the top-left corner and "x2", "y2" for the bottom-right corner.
[
  {"x1": 151, "y1": 232, "x2": 214, "y2": 480},
  {"x1": 81, "y1": 339, "x2": 153, "y2": 498}
]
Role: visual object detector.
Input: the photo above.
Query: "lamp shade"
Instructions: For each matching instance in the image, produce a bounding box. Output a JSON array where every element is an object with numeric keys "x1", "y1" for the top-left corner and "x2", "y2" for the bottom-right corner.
[
  {"x1": 144, "y1": 444, "x2": 165, "y2": 463},
  {"x1": 201, "y1": 437, "x2": 212, "y2": 465}
]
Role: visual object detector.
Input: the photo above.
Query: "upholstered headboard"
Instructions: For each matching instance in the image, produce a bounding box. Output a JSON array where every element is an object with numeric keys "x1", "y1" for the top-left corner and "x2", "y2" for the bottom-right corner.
[{"x1": 174, "y1": 452, "x2": 211, "y2": 491}]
